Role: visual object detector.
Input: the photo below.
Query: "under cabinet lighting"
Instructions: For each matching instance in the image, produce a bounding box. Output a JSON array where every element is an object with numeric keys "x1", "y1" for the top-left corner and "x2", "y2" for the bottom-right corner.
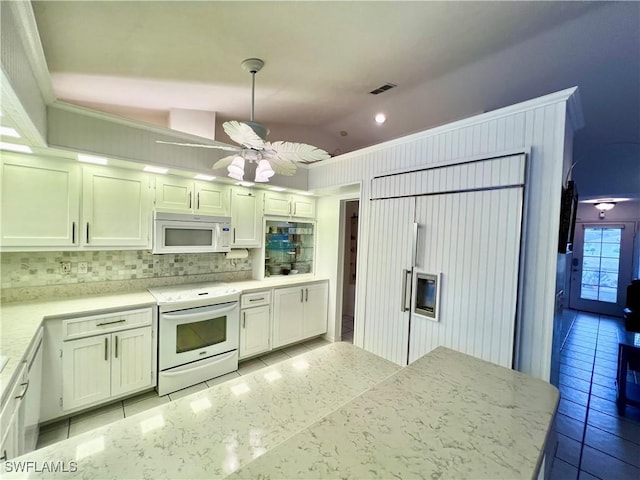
[
  {"x1": 144, "y1": 165, "x2": 169, "y2": 174},
  {"x1": 0, "y1": 142, "x2": 32, "y2": 154},
  {"x1": 78, "y1": 154, "x2": 108, "y2": 165},
  {"x1": 0, "y1": 126, "x2": 20, "y2": 138},
  {"x1": 236, "y1": 181, "x2": 254, "y2": 187},
  {"x1": 296, "y1": 191, "x2": 314, "y2": 196},
  {"x1": 194, "y1": 174, "x2": 216, "y2": 181},
  {"x1": 268, "y1": 186, "x2": 286, "y2": 192}
]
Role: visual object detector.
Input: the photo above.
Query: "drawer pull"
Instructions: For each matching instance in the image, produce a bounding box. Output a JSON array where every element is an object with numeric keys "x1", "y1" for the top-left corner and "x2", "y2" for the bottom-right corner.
[
  {"x1": 115, "y1": 335, "x2": 119, "y2": 358},
  {"x1": 15, "y1": 380, "x2": 29, "y2": 400},
  {"x1": 105, "y1": 338, "x2": 108, "y2": 361},
  {"x1": 249, "y1": 297, "x2": 264, "y2": 302},
  {"x1": 96, "y1": 319, "x2": 127, "y2": 327}
]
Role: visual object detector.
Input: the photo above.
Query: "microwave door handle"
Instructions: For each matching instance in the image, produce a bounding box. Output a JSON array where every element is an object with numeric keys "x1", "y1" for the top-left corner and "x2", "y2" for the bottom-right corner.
[{"x1": 162, "y1": 302, "x2": 238, "y2": 321}]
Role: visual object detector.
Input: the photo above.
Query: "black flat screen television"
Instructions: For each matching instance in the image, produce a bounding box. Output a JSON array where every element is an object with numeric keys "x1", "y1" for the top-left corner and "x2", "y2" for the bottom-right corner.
[{"x1": 558, "y1": 180, "x2": 578, "y2": 253}]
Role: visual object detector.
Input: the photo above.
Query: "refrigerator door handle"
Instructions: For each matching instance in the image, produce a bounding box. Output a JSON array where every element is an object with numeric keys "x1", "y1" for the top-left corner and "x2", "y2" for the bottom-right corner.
[
  {"x1": 401, "y1": 269, "x2": 412, "y2": 312},
  {"x1": 411, "y1": 222, "x2": 419, "y2": 268}
]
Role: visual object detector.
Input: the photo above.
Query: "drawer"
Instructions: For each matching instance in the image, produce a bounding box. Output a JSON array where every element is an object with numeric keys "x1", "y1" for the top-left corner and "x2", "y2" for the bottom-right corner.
[
  {"x1": 241, "y1": 291, "x2": 271, "y2": 308},
  {"x1": 62, "y1": 308, "x2": 153, "y2": 340},
  {"x1": 0, "y1": 362, "x2": 26, "y2": 444}
]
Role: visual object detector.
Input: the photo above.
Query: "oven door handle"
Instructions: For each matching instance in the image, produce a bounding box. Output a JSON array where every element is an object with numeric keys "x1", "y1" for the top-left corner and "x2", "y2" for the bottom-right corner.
[{"x1": 162, "y1": 302, "x2": 238, "y2": 321}]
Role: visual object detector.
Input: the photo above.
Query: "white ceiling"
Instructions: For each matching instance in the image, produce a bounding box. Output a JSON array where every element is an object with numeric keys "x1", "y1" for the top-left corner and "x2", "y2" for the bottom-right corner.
[{"x1": 30, "y1": 1, "x2": 640, "y2": 165}]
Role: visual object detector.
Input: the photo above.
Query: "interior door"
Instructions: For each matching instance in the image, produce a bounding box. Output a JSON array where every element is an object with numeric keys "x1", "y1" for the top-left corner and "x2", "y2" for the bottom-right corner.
[
  {"x1": 408, "y1": 187, "x2": 524, "y2": 367},
  {"x1": 569, "y1": 223, "x2": 635, "y2": 316},
  {"x1": 363, "y1": 197, "x2": 415, "y2": 365}
]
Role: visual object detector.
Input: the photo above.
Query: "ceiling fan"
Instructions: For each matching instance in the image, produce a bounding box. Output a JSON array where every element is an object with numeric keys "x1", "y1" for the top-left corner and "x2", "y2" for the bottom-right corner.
[{"x1": 157, "y1": 58, "x2": 330, "y2": 182}]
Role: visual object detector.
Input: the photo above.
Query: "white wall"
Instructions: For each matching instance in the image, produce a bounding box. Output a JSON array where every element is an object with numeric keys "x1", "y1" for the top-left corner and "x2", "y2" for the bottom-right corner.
[{"x1": 309, "y1": 88, "x2": 582, "y2": 381}]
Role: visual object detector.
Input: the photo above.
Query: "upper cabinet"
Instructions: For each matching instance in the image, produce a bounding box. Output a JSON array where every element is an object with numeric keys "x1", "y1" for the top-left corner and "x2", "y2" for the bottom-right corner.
[
  {"x1": 82, "y1": 166, "x2": 153, "y2": 248},
  {"x1": 229, "y1": 187, "x2": 262, "y2": 248},
  {"x1": 1, "y1": 154, "x2": 80, "y2": 247},
  {"x1": 154, "y1": 177, "x2": 228, "y2": 216},
  {"x1": 263, "y1": 192, "x2": 316, "y2": 218}
]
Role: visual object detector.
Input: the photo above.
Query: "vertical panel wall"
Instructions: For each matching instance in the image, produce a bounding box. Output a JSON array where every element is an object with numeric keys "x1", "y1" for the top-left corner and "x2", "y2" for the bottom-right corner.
[{"x1": 309, "y1": 88, "x2": 582, "y2": 381}]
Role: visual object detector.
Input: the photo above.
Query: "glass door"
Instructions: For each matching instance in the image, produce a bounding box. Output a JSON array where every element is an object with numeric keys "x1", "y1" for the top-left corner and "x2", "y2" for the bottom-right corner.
[
  {"x1": 264, "y1": 220, "x2": 314, "y2": 276},
  {"x1": 569, "y1": 223, "x2": 635, "y2": 316}
]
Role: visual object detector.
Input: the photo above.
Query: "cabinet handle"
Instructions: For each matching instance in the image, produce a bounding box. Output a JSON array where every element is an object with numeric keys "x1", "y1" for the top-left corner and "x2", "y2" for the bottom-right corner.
[
  {"x1": 249, "y1": 297, "x2": 264, "y2": 302},
  {"x1": 0, "y1": 450, "x2": 6, "y2": 461},
  {"x1": 104, "y1": 337, "x2": 108, "y2": 361},
  {"x1": 300, "y1": 289, "x2": 304, "y2": 303},
  {"x1": 15, "y1": 380, "x2": 29, "y2": 400},
  {"x1": 86, "y1": 223, "x2": 90, "y2": 244},
  {"x1": 305, "y1": 288, "x2": 309, "y2": 302},
  {"x1": 115, "y1": 335, "x2": 118, "y2": 358},
  {"x1": 72, "y1": 222, "x2": 76, "y2": 244},
  {"x1": 242, "y1": 312, "x2": 246, "y2": 328},
  {"x1": 197, "y1": 192, "x2": 200, "y2": 210},
  {"x1": 189, "y1": 191, "x2": 192, "y2": 209},
  {"x1": 96, "y1": 318, "x2": 127, "y2": 327},
  {"x1": 233, "y1": 228, "x2": 236, "y2": 243}
]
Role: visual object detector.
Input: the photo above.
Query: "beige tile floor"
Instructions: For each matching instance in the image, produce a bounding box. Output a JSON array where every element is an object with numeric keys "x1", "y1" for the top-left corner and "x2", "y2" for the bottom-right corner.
[{"x1": 36, "y1": 337, "x2": 331, "y2": 450}]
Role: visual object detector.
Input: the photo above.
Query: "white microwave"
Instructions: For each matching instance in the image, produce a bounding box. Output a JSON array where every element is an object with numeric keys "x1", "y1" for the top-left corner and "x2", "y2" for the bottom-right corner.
[{"x1": 153, "y1": 212, "x2": 231, "y2": 254}]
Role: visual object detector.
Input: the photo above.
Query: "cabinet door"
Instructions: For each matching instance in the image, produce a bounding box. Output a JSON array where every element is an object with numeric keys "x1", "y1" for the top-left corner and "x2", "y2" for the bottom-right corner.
[
  {"x1": 62, "y1": 334, "x2": 111, "y2": 411},
  {"x1": 291, "y1": 195, "x2": 316, "y2": 218},
  {"x1": 154, "y1": 177, "x2": 193, "y2": 213},
  {"x1": 263, "y1": 192, "x2": 291, "y2": 216},
  {"x1": 195, "y1": 182, "x2": 228, "y2": 215},
  {"x1": 272, "y1": 287, "x2": 305, "y2": 348},
  {"x1": 240, "y1": 305, "x2": 271, "y2": 359},
  {"x1": 230, "y1": 188, "x2": 262, "y2": 247},
  {"x1": 82, "y1": 166, "x2": 151, "y2": 247},
  {"x1": 302, "y1": 283, "x2": 328, "y2": 338},
  {"x1": 111, "y1": 327, "x2": 153, "y2": 397},
  {"x1": 1, "y1": 154, "x2": 80, "y2": 247}
]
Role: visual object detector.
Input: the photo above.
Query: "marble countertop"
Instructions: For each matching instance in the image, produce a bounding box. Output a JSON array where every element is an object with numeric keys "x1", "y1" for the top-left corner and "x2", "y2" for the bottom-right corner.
[
  {"x1": 0, "y1": 276, "x2": 328, "y2": 406},
  {"x1": 2, "y1": 343, "x2": 558, "y2": 479}
]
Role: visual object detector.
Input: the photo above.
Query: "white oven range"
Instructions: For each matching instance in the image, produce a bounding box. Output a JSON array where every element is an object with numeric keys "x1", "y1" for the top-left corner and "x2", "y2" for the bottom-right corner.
[{"x1": 148, "y1": 282, "x2": 240, "y2": 396}]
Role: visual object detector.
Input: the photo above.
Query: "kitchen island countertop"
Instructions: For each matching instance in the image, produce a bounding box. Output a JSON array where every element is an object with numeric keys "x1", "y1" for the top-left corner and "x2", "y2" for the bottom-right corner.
[{"x1": 2, "y1": 343, "x2": 558, "y2": 479}]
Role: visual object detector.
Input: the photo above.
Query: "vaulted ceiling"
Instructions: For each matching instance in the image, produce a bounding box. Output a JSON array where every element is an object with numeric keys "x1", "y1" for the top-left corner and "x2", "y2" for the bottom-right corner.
[{"x1": 24, "y1": 1, "x2": 640, "y2": 194}]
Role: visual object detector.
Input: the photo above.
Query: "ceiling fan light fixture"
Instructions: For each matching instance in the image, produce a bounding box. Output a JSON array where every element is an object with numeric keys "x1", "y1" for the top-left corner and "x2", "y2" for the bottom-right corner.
[
  {"x1": 255, "y1": 159, "x2": 275, "y2": 182},
  {"x1": 594, "y1": 202, "x2": 615, "y2": 211},
  {"x1": 227, "y1": 156, "x2": 245, "y2": 180}
]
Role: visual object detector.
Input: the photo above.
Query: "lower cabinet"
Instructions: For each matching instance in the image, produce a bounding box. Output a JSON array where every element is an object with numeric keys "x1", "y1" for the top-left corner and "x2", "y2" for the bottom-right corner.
[
  {"x1": 272, "y1": 282, "x2": 328, "y2": 349},
  {"x1": 239, "y1": 291, "x2": 271, "y2": 359},
  {"x1": 63, "y1": 326, "x2": 153, "y2": 411},
  {"x1": 0, "y1": 363, "x2": 26, "y2": 462},
  {"x1": 239, "y1": 305, "x2": 271, "y2": 359}
]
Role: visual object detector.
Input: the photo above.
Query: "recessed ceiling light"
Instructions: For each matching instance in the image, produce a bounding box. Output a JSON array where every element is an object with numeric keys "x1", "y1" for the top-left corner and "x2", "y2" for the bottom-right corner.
[
  {"x1": 296, "y1": 191, "x2": 313, "y2": 196},
  {"x1": 0, "y1": 126, "x2": 20, "y2": 138},
  {"x1": 375, "y1": 113, "x2": 386, "y2": 124},
  {"x1": 144, "y1": 165, "x2": 168, "y2": 174},
  {"x1": 269, "y1": 186, "x2": 286, "y2": 192},
  {"x1": 194, "y1": 174, "x2": 215, "y2": 181},
  {"x1": 78, "y1": 154, "x2": 108, "y2": 165},
  {"x1": 0, "y1": 142, "x2": 32, "y2": 154},
  {"x1": 236, "y1": 181, "x2": 254, "y2": 187}
]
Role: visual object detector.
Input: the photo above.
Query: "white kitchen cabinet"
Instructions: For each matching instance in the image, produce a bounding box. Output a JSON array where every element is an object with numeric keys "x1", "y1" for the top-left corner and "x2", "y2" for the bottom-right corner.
[
  {"x1": 0, "y1": 363, "x2": 26, "y2": 461},
  {"x1": 230, "y1": 187, "x2": 262, "y2": 247},
  {"x1": 272, "y1": 281, "x2": 328, "y2": 348},
  {"x1": 263, "y1": 192, "x2": 316, "y2": 218},
  {"x1": 61, "y1": 308, "x2": 154, "y2": 412},
  {"x1": 82, "y1": 166, "x2": 152, "y2": 248},
  {"x1": 63, "y1": 326, "x2": 153, "y2": 411},
  {"x1": 240, "y1": 305, "x2": 271, "y2": 359},
  {"x1": 240, "y1": 291, "x2": 271, "y2": 358},
  {"x1": 154, "y1": 176, "x2": 228, "y2": 216},
  {"x1": 0, "y1": 153, "x2": 80, "y2": 247}
]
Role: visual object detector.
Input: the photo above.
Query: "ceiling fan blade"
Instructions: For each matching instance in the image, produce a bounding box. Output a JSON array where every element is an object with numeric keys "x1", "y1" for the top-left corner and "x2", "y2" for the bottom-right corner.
[
  {"x1": 263, "y1": 154, "x2": 297, "y2": 176},
  {"x1": 212, "y1": 154, "x2": 237, "y2": 170},
  {"x1": 156, "y1": 140, "x2": 240, "y2": 152},
  {"x1": 223, "y1": 121, "x2": 266, "y2": 150},
  {"x1": 266, "y1": 141, "x2": 331, "y2": 164}
]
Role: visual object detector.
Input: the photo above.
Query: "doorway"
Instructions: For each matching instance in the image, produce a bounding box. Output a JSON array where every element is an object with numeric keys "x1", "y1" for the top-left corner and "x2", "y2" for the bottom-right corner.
[
  {"x1": 569, "y1": 222, "x2": 635, "y2": 316},
  {"x1": 340, "y1": 200, "x2": 359, "y2": 343}
]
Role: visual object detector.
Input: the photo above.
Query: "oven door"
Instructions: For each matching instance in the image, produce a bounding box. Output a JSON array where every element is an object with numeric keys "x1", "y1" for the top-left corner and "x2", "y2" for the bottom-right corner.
[{"x1": 159, "y1": 301, "x2": 239, "y2": 370}]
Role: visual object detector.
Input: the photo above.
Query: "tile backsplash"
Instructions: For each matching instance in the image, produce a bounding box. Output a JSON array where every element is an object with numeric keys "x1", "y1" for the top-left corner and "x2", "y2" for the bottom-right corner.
[{"x1": 1, "y1": 250, "x2": 252, "y2": 301}]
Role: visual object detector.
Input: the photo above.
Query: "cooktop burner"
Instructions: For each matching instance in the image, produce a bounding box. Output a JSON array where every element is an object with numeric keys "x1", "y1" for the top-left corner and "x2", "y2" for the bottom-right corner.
[{"x1": 148, "y1": 282, "x2": 240, "y2": 310}]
